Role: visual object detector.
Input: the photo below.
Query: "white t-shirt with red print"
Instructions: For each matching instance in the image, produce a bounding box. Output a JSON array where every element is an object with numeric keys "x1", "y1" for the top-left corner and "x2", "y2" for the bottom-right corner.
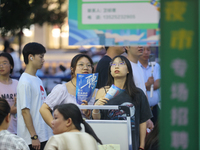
[
  {"x1": 0, "y1": 79, "x2": 18, "y2": 134},
  {"x1": 17, "y1": 73, "x2": 52, "y2": 145}
]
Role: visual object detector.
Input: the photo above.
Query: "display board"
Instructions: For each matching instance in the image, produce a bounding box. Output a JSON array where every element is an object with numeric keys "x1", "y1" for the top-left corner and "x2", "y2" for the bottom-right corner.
[
  {"x1": 68, "y1": 0, "x2": 160, "y2": 46},
  {"x1": 78, "y1": 0, "x2": 159, "y2": 29},
  {"x1": 160, "y1": 0, "x2": 198, "y2": 149}
]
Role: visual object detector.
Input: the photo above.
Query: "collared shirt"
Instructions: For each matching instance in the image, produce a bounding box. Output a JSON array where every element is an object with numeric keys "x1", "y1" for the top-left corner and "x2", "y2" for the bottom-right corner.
[
  {"x1": 0, "y1": 130, "x2": 29, "y2": 150},
  {"x1": 138, "y1": 61, "x2": 161, "y2": 106}
]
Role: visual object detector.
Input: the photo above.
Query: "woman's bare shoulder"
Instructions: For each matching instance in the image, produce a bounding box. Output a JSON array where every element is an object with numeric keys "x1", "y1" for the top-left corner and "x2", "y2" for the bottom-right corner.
[{"x1": 96, "y1": 86, "x2": 110, "y2": 99}]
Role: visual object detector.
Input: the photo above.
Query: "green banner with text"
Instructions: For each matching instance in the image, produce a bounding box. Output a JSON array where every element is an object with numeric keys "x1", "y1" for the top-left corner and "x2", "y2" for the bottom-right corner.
[{"x1": 160, "y1": 0, "x2": 198, "y2": 149}]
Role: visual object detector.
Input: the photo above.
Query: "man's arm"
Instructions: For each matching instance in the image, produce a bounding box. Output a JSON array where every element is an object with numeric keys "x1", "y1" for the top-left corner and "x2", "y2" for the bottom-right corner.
[
  {"x1": 153, "y1": 64, "x2": 161, "y2": 90},
  {"x1": 39, "y1": 103, "x2": 53, "y2": 128},
  {"x1": 153, "y1": 79, "x2": 160, "y2": 90},
  {"x1": 139, "y1": 121, "x2": 147, "y2": 149},
  {"x1": 145, "y1": 76, "x2": 154, "y2": 91},
  {"x1": 22, "y1": 108, "x2": 40, "y2": 149},
  {"x1": 145, "y1": 78, "x2": 160, "y2": 91}
]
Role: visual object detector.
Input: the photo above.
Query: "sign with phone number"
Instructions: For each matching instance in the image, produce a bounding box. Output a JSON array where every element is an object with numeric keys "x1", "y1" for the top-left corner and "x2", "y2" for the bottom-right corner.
[{"x1": 78, "y1": 0, "x2": 160, "y2": 29}]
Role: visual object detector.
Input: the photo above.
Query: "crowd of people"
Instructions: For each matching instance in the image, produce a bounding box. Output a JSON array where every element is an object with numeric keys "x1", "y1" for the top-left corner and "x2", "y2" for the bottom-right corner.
[{"x1": 0, "y1": 42, "x2": 160, "y2": 150}]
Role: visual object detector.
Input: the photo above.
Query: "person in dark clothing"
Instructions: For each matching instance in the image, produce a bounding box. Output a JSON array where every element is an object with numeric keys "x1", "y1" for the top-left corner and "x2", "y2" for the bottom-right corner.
[
  {"x1": 2, "y1": 37, "x2": 10, "y2": 52},
  {"x1": 93, "y1": 55, "x2": 152, "y2": 150},
  {"x1": 95, "y1": 46, "x2": 125, "y2": 89}
]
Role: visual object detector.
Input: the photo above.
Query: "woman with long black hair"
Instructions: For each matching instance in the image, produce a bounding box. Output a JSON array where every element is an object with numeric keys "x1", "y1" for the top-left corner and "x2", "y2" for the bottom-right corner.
[{"x1": 92, "y1": 55, "x2": 152, "y2": 150}]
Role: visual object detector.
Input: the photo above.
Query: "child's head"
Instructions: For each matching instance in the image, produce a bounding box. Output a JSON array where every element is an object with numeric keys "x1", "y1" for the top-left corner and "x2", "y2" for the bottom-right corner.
[{"x1": 22, "y1": 42, "x2": 46, "y2": 64}]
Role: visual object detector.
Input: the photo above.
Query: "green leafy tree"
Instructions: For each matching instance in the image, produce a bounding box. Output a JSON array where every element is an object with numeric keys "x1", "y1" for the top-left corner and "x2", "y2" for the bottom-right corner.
[{"x1": 0, "y1": 0, "x2": 67, "y2": 55}]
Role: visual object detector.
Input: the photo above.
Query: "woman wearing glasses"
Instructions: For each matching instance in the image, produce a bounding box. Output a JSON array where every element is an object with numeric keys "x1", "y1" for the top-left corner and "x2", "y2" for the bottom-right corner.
[
  {"x1": 0, "y1": 53, "x2": 18, "y2": 135},
  {"x1": 92, "y1": 55, "x2": 152, "y2": 150},
  {"x1": 40, "y1": 54, "x2": 96, "y2": 128}
]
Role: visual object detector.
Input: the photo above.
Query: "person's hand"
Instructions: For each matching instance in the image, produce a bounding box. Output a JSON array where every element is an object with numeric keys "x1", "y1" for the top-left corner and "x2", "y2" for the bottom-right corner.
[
  {"x1": 81, "y1": 100, "x2": 90, "y2": 117},
  {"x1": 94, "y1": 97, "x2": 109, "y2": 106},
  {"x1": 14, "y1": 96, "x2": 17, "y2": 106},
  {"x1": 147, "y1": 76, "x2": 154, "y2": 86},
  {"x1": 146, "y1": 119, "x2": 154, "y2": 130},
  {"x1": 11, "y1": 97, "x2": 17, "y2": 114},
  {"x1": 32, "y1": 139, "x2": 40, "y2": 150}
]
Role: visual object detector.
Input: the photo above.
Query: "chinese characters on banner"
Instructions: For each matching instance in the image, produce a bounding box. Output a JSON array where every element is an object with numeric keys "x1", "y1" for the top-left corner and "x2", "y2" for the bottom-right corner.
[{"x1": 161, "y1": 0, "x2": 198, "y2": 149}]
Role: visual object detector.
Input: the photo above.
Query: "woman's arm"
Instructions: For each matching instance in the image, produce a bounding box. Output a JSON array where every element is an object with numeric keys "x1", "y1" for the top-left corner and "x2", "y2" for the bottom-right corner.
[
  {"x1": 139, "y1": 121, "x2": 147, "y2": 149},
  {"x1": 92, "y1": 88, "x2": 108, "y2": 120},
  {"x1": 39, "y1": 103, "x2": 53, "y2": 128},
  {"x1": 92, "y1": 109, "x2": 101, "y2": 120},
  {"x1": 81, "y1": 100, "x2": 91, "y2": 119}
]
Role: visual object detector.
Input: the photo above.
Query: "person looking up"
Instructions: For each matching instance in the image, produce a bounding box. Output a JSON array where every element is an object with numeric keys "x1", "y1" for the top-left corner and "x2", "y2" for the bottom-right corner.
[
  {"x1": 95, "y1": 46, "x2": 125, "y2": 89},
  {"x1": 126, "y1": 46, "x2": 154, "y2": 130},
  {"x1": 92, "y1": 55, "x2": 152, "y2": 150}
]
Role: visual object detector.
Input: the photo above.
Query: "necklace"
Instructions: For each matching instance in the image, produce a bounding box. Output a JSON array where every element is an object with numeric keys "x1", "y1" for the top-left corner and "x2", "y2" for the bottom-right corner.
[{"x1": 71, "y1": 80, "x2": 76, "y2": 87}]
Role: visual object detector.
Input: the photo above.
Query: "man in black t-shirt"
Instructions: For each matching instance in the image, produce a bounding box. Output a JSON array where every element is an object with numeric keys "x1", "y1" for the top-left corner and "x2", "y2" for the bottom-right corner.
[{"x1": 96, "y1": 46, "x2": 125, "y2": 89}]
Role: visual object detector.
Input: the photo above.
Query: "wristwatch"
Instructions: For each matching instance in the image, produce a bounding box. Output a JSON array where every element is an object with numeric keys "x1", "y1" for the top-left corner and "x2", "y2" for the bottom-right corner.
[{"x1": 31, "y1": 135, "x2": 38, "y2": 140}]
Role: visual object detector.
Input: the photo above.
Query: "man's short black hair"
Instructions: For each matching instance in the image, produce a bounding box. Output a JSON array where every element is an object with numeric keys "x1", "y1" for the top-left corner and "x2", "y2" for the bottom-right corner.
[{"x1": 22, "y1": 42, "x2": 46, "y2": 64}]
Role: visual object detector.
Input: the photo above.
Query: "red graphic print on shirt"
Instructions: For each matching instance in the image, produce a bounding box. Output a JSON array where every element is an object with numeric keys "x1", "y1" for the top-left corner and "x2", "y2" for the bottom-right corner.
[
  {"x1": 40, "y1": 86, "x2": 44, "y2": 92},
  {"x1": 40, "y1": 85, "x2": 46, "y2": 100}
]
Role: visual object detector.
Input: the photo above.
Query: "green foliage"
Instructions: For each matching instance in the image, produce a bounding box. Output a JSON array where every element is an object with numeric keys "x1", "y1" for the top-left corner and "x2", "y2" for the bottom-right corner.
[{"x1": 0, "y1": 0, "x2": 67, "y2": 36}]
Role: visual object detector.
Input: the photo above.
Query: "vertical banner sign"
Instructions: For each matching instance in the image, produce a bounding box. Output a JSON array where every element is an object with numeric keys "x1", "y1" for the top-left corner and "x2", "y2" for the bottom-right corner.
[{"x1": 160, "y1": 0, "x2": 198, "y2": 150}]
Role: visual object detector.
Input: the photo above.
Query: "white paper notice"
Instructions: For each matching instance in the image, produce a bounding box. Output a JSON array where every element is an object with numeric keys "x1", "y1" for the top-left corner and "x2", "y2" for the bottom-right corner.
[{"x1": 82, "y1": 3, "x2": 159, "y2": 24}]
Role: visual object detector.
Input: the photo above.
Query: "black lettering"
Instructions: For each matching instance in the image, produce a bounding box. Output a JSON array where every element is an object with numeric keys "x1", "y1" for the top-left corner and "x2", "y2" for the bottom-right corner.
[
  {"x1": 1, "y1": 94, "x2": 6, "y2": 99},
  {"x1": 10, "y1": 94, "x2": 13, "y2": 99}
]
